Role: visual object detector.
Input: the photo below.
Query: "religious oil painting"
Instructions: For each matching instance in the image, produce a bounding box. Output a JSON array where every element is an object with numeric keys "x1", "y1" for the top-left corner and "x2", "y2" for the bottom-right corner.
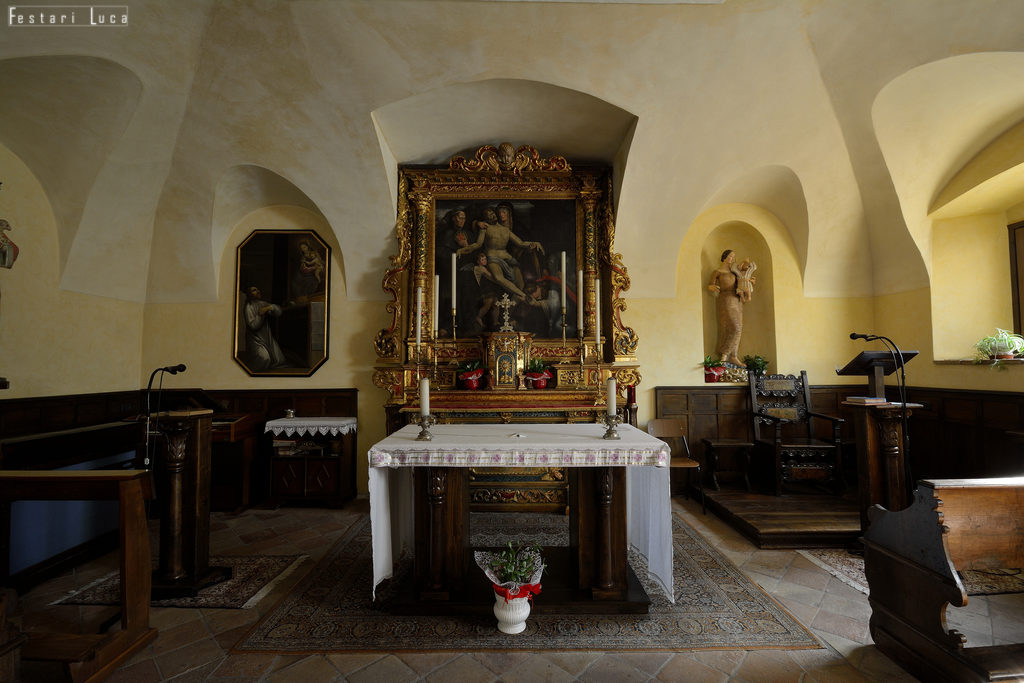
[
  {"x1": 233, "y1": 230, "x2": 329, "y2": 376},
  {"x1": 434, "y1": 199, "x2": 580, "y2": 340}
]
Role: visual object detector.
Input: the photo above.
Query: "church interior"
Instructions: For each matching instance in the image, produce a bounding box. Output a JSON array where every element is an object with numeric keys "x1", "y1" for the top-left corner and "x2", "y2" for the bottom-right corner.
[{"x1": 2, "y1": 0, "x2": 1024, "y2": 681}]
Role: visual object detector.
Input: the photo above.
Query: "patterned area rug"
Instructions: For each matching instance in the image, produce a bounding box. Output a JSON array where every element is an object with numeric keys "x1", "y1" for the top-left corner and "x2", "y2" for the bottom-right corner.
[
  {"x1": 54, "y1": 554, "x2": 307, "y2": 609},
  {"x1": 233, "y1": 513, "x2": 821, "y2": 653},
  {"x1": 799, "y1": 549, "x2": 1024, "y2": 596}
]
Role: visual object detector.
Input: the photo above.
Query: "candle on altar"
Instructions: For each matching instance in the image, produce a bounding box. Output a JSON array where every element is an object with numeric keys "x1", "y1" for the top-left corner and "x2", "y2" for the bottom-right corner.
[
  {"x1": 607, "y1": 377, "x2": 616, "y2": 416},
  {"x1": 560, "y1": 252, "x2": 566, "y2": 304},
  {"x1": 451, "y1": 253, "x2": 457, "y2": 311},
  {"x1": 415, "y1": 286, "x2": 422, "y2": 349},
  {"x1": 420, "y1": 377, "x2": 430, "y2": 416},
  {"x1": 577, "y1": 269, "x2": 584, "y2": 333},
  {"x1": 433, "y1": 275, "x2": 439, "y2": 335}
]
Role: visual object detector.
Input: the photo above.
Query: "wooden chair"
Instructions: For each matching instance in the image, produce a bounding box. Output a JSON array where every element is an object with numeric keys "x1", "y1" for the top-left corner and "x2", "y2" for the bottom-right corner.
[
  {"x1": 748, "y1": 370, "x2": 844, "y2": 496},
  {"x1": 647, "y1": 418, "x2": 705, "y2": 514}
]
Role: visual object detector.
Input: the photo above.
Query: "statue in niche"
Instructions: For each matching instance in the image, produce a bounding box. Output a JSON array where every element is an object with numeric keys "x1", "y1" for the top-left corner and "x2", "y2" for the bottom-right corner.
[{"x1": 707, "y1": 249, "x2": 756, "y2": 366}]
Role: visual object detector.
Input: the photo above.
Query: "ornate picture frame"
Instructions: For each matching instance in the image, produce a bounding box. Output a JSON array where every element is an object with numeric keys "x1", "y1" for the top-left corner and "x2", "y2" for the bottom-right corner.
[
  {"x1": 373, "y1": 142, "x2": 641, "y2": 409},
  {"x1": 233, "y1": 229, "x2": 329, "y2": 376}
]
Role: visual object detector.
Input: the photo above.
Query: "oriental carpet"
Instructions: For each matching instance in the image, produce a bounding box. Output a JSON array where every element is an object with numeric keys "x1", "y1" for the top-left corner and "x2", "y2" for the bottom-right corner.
[
  {"x1": 233, "y1": 512, "x2": 821, "y2": 653},
  {"x1": 54, "y1": 554, "x2": 307, "y2": 610},
  {"x1": 799, "y1": 549, "x2": 1024, "y2": 596}
]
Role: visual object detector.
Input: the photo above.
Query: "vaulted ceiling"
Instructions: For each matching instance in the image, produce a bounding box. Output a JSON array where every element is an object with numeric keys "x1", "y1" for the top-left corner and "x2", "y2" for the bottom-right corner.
[{"x1": 3, "y1": 0, "x2": 1024, "y2": 303}]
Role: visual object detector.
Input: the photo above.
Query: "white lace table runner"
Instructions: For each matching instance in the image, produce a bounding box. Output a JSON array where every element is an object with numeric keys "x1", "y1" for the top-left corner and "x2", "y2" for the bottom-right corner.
[{"x1": 265, "y1": 416, "x2": 357, "y2": 437}]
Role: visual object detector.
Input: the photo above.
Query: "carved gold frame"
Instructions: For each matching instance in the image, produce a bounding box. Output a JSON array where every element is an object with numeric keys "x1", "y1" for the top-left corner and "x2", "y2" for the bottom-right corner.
[{"x1": 372, "y1": 143, "x2": 640, "y2": 408}]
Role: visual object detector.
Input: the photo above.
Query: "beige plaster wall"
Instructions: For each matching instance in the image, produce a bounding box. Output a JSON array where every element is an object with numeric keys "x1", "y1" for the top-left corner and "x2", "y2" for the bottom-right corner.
[{"x1": 0, "y1": 145, "x2": 143, "y2": 398}]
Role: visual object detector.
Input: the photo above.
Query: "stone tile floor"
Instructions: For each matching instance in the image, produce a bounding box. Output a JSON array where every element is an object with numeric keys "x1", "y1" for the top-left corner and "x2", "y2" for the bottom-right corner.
[{"x1": 12, "y1": 496, "x2": 1024, "y2": 681}]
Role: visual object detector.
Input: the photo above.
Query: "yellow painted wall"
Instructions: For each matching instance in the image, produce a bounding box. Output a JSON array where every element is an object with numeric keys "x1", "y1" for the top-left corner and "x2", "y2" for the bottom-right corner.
[
  {"x1": 0, "y1": 145, "x2": 143, "y2": 397},
  {"x1": 931, "y1": 214, "x2": 1014, "y2": 360},
  {"x1": 141, "y1": 205, "x2": 392, "y2": 491}
]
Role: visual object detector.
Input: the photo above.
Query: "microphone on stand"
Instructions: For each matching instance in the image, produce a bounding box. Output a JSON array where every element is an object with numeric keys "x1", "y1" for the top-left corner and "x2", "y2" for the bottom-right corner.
[
  {"x1": 849, "y1": 332, "x2": 877, "y2": 341},
  {"x1": 144, "y1": 364, "x2": 188, "y2": 467}
]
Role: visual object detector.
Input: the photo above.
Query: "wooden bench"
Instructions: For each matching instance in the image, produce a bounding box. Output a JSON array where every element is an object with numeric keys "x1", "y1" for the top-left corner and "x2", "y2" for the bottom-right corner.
[
  {"x1": 0, "y1": 470, "x2": 157, "y2": 683},
  {"x1": 863, "y1": 477, "x2": 1024, "y2": 682}
]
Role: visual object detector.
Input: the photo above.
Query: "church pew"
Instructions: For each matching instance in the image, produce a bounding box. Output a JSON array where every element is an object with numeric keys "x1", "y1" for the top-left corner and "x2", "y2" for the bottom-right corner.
[
  {"x1": 863, "y1": 477, "x2": 1024, "y2": 683},
  {"x1": 0, "y1": 470, "x2": 157, "y2": 683}
]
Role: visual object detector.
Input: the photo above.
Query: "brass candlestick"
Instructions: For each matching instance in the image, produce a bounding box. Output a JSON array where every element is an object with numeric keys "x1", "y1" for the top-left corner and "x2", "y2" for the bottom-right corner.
[
  {"x1": 415, "y1": 414, "x2": 435, "y2": 441},
  {"x1": 451, "y1": 308, "x2": 457, "y2": 343},
  {"x1": 602, "y1": 413, "x2": 621, "y2": 440}
]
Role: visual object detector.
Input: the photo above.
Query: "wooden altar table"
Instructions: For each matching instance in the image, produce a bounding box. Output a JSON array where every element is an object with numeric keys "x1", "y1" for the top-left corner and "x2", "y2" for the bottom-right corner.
[{"x1": 368, "y1": 423, "x2": 672, "y2": 614}]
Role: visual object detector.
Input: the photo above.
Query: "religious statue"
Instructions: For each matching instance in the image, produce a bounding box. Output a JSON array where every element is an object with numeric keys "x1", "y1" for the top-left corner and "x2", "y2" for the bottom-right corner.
[{"x1": 707, "y1": 249, "x2": 756, "y2": 367}]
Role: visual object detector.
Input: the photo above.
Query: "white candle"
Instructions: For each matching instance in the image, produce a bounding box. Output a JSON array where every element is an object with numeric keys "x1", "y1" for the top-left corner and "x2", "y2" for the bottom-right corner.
[
  {"x1": 451, "y1": 253, "x2": 457, "y2": 312},
  {"x1": 577, "y1": 269, "x2": 584, "y2": 332},
  {"x1": 433, "y1": 275, "x2": 439, "y2": 335},
  {"x1": 607, "y1": 377, "x2": 616, "y2": 416},
  {"x1": 594, "y1": 277, "x2": 601, "y2": 344},
  {"x1": 415, "y1": 286, "x2": 422, "y2": 349},
  {"x1": 560, "y1": 251, "x2": 566, "y2": 304},
  {"x1": 420, "y1": 377, "x2": 430, "y2": 416}
]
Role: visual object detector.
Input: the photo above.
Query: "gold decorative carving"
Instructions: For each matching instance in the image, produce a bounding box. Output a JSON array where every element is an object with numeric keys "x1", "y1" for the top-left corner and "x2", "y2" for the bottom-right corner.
[
  {"x1": 375, "y1": 174, "x2": 413, "y2": 362},
  {"x1": 449, "y1": 142, "x2": 571, "y2": 176}
]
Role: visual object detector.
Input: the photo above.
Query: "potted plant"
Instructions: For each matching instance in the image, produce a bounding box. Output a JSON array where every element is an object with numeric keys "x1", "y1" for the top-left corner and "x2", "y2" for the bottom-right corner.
[
  {"x1": 702, "y1": 355, "x2": 726, "y2": 383},
  {"x1": 457, "y1": 359, "x2": 485, "y2": 389},
  {"x1": 524, "y1": 358, "x2": 552, "y2": 389},
  {"x1": 974, "y1": 328, "x2": 1024, "y2": 361},
  {"x1": 742, "y1": 354, "x2": 769, "y2": 376},
  {"x1": 474, "y1": 541, "x2": 544, "y2": 634}
]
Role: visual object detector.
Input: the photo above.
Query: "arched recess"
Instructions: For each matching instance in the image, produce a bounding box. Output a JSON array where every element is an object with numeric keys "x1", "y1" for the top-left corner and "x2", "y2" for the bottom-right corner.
[
  {"x1": 212, "y1": 165, "x2": 333, "y2": 294},
  {"x1": 701, "y1": 166, "x2": 808, "y2": 291},
  {"x1": 701, "y1": 223, "x2": 775, "y2": 372},
  {"x1": 370, "y1": 78, "x2": 638, "y2": 210},
  {"x1": 0, "y1": 56, "x2": 142, "y2": 275}
]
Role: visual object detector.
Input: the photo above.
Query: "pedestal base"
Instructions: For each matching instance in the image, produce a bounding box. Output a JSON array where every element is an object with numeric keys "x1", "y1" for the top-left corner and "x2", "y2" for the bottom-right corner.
[{"x1": 151, "y1": 565, "x2": 233, "y2": 600}]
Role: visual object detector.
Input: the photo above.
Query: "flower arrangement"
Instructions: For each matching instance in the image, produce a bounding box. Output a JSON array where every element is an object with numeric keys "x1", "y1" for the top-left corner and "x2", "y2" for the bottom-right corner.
[
  {"x1": 457, "y1": 359, "x2": 485, "y2": 389},
  {"x1": 702, "y1": 355, "x2": 726, "y2": 383},
  {"x1": 474, "y1": 541, "x2": 544, "y2": 602},
  {"x1": 525, "y1": 358, "x2": 553, "y2": 389}
]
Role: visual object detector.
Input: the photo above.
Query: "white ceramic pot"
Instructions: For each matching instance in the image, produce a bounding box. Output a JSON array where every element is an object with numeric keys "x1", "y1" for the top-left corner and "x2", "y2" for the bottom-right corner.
[{"x1": 492, "y1": 590, "x2": 531, "y2": 634}]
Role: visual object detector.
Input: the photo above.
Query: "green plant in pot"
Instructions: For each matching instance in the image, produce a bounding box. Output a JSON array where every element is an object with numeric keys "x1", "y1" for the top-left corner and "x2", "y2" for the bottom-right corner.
[
  {"x1": 742, "y1": 354, "x2": 769, "y2": 376},
  {"x1": 524, "y1": 358, "x2": 552, "y2": 389},
  {"x1": 974, "y1": 328, "x2": 1024, "y2": 361},
  {"x1": 474, "y1": 541, "x2": 545, "y2": 634},
  {"x1": 457, "y1": 359, "x2": 485, "y2": 389},
  {"x1": 702, "y1": 355, "x2": 726, "y2": 383}
]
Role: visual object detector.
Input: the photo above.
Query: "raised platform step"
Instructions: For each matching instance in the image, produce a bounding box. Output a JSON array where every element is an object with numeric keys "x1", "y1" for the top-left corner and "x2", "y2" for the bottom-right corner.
[{"x1": 703, "y1": 488, "x2": 860, "y2": 549}]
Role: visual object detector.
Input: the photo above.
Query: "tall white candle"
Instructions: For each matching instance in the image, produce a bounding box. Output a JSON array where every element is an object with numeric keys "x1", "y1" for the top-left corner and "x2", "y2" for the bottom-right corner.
[
  {"x1": 594, "y1": 277, "x2": 601, "y2": 344},
  {"x1": 451, "y1": 253, "x2": 457, "y2": 312},
  {"x1": 607, "y1": 377, "x2": 616, "y2": 416},
  {"x1": 577, "y1": 269, "x2": 584, "y2": 332},
  {"x1": 415, "y1": 286, "x2": 422, "y2": 349},
  {"x1": 433, "y1": 275, "x2": 439, "y2": 335},
  {"x1": 560, "y1": 252, "x2": 566, "y2": 304},
  {"x1": 420, "y1": 377, "x2": 430, "y2": 416}
]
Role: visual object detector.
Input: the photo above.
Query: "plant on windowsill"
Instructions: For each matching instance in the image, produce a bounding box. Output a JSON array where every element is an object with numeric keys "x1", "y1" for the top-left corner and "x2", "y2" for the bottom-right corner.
[
  {"x1": 742, "y1": 354, "x2": 769, "y2": 376},
  {"x1": 702, "y1": 355, "x2": 726, "y2": 383},
  {"x1": 973, "y1": 328, "x2": 1024, "y2": 368},
  {"x1": 474, "y1": 541, "x2": 544, "y2": 634}
]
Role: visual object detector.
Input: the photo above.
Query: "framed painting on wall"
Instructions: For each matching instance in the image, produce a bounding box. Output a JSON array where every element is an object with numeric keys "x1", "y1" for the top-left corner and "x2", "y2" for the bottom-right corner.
[{"x1": 233, "y1": 229, "x2": 329, "y2": 376}]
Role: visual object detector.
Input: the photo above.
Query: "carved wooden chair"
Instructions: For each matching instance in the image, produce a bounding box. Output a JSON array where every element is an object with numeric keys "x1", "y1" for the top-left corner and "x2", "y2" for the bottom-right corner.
[
  {"x1": 748, "y1": 370, "x2": 844, "y2": 496},
  {"x1": 647, "y1": 418, "x2": 705, "y2": 514}
]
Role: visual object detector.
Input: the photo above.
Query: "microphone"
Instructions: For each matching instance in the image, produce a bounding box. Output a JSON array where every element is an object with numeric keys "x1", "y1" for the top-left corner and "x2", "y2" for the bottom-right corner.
[
  {"x1": 850, "y1": 332, "x2": 876, "y2": 341},
  {"x1": 161, "y1": 364, "x2": 187, "y2": 375}
]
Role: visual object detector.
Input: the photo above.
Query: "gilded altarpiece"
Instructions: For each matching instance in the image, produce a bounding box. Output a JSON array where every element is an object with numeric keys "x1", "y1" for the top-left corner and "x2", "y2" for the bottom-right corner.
[{"x1": 372, "y1": 143, "x2": 641, "y2": 511}]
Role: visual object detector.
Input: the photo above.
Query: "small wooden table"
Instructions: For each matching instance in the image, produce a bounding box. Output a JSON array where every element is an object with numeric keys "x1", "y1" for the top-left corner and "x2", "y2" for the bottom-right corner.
[{"x1": 265, "y1": 417, "x2": 357, "y2": 507}]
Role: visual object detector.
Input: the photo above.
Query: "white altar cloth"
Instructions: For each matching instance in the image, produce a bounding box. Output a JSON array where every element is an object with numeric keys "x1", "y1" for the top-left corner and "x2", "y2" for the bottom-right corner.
[
  {"x1": 265, "y1": 416, "x2": 357, "y2": 438},
  {"x1": 367, "y1": 422, "x2": 674, "y2": 602}
]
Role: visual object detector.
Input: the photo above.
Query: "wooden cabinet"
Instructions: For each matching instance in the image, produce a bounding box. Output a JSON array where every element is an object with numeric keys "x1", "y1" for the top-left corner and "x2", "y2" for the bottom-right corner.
[{"x1": 266, "y1": 417, "x2": 357, "y2": 507}]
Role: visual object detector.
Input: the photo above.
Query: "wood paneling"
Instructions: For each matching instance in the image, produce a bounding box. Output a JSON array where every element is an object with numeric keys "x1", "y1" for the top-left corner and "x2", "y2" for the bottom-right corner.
[{"x1": 655, "y1": 384, "x2": 1024, "y2": 486}]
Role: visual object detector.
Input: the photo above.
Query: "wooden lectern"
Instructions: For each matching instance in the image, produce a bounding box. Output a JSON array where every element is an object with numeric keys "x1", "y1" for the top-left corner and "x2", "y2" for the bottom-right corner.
[
  {"x1": 836, "y1": 350, "x2": 919, "y2": 532},
  {"x1": 151, "y1": 409, "x2": 232, "y2": 598}
]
